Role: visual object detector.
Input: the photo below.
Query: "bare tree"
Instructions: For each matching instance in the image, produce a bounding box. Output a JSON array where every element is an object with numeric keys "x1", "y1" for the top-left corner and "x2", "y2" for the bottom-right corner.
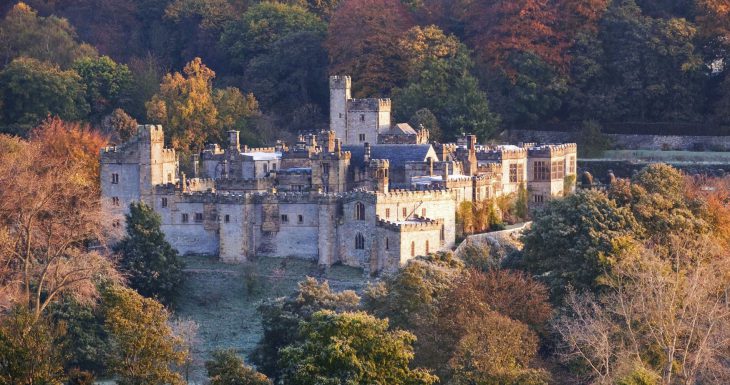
[
  {"x1": 0, "y1": 122, "x2": 120, "y2": 321},
  {"x1": 553, "y1": 236, "x2": 730, "y2": 385},
  {"x1": 170, "y1": 317, "x2": 201, "y2": 383}
]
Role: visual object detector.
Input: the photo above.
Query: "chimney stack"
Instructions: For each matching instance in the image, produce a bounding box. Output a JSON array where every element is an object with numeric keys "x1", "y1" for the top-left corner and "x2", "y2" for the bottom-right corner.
[{"x1": 364, "y1": 142, "x2": 371, "y2": 163}]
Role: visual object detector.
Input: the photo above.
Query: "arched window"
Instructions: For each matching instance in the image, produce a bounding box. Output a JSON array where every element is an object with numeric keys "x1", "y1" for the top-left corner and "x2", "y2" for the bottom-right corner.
[
  {"x1": 385, "y1": 238, "x2": 389, "y2": 250},
  {"x1": 355, "y1": 233, "x2": 365, "y2": 249},
  {"x1": 426, "y1": 240, "x2": 430, "y2": 254},
  {"x1": 355, "y1": 202, "x2": 365, "y2": 220},
  {"x1": 411, "y1": 241, "x2": 415, "y2": 257}
]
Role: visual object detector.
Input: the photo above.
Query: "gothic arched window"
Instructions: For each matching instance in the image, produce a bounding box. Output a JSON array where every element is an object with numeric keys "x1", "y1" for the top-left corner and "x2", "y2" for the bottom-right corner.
[
  {"x1": 355, "y1": 233, "x2": 365, "y2": 250},
  {"x1": 355, "y1": 202, "x2": 365, "y2": 220}
]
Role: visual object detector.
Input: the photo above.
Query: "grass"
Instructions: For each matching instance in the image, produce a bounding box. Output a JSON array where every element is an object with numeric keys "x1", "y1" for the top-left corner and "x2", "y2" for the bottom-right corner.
[
  {"x1": 586, "y1": 150, "x2": 730, "y2": 164},
  {"x1": 174, "y1": 255, "x2": 368, "y2": 384}
]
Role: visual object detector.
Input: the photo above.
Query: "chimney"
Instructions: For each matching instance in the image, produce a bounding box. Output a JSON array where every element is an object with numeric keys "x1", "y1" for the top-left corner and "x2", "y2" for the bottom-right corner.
[
  {"x1": 228, "y1": 130, "x2": 240, "y2": 152},
  {"x1": 363, "y1": 142, "x2": 371, "y2": 163},
  {"x1": 334, "y1": 138, "x2": 341, "y2": 154},
  {"x1": 181, "y1": 172, "x2": 187, "y2": 192}
]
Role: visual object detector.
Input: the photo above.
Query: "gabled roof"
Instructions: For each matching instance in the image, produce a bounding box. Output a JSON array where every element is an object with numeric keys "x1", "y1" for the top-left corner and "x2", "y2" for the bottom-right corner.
[
  {"x1": 387, "y1": 123, "x2": 417, "y2": 135},
  {"x1": 343, "y1": 144, "x2": 437, "y2": 170}
]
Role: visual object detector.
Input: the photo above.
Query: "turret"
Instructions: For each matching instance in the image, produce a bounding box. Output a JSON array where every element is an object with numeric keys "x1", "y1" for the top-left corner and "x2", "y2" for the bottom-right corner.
[{"x1": 329, "y1": 75, "x2": 351, "y2": 141}]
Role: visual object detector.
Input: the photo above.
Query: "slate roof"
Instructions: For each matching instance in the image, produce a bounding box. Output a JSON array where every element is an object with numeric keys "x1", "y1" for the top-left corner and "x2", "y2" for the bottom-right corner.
[
  {"x1": 343, "y1": 144, "x2": 435, "y2": 170},
  {"x1": 387, "y1": 123, "x2": 417, "y2": 135}
]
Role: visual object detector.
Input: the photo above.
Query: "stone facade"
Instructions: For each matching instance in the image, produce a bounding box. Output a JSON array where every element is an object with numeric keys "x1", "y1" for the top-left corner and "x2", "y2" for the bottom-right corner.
[{"x1": 101, "y1": 76, "x2": 577, "y2": 274}]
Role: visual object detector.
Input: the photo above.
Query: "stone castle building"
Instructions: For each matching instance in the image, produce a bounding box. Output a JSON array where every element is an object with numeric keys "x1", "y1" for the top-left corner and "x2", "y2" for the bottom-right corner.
[{"x1": 101, "y1": 76, "x2": 577, "y2": 274}]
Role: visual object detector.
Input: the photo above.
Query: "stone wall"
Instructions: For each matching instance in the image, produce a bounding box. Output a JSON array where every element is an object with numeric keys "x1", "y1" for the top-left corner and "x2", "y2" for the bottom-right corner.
[{"x1": 503, "y1": 129, "x2": 730, "y2": 151}]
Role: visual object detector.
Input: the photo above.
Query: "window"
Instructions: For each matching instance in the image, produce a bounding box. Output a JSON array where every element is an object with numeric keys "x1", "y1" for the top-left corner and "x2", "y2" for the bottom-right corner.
[
  {"x1": 509, "y1": 164, "x2": 524, "y2": 183},
  {"x1": 161, "y1": 197, "x2": 168, "y2": 208},
  {"x1": 281, "y1": 214, "x2": 288, "y2": 223},
  {"x1": 421, "y1": 208, "x2": 426, "y2": 217},
  {"x1": 355, "y1": 202, "x2": 365, "y2": 220},
  {"x1": 355, "y1": 233, "x2": 365, "y2": 249},
  {"x1": 411, "y1": 241, "x2": 415, "y2": 257},
  {"x1": 359, "y1": 134, "x2": 365, "y2": 142},
  {"x1": 402, "y1": 207, "x2": 407, "y2": 218},
  {"x1": 339, "y1": 113, "x2": 343, "y2": 118},
  {"x1": 195, "y1": 213, "x2": 204, "y2": 222},
  {"x1": 112, "y1": 197, "x2": 120, "y2": 206},
  {"x1": 112, "y1": 219, "x2": 120, "y2": 228},
  {"x1": 111, "y1": 173, "x2": 119, "y2": 184},
  {"x1": 426, "y1": 240, "x2": 430, "y2": 254},
  {"x1": 551, "y1": 160, "x2": 564, "y2": 180},
  {"x1": 360, "y1": 114, "x2": 365, "y2": 122},
  {"x1": 224, "y1": 214, "x2": 230, "y2": 223},
  {"x1": 568, "y1": 156, "x2": 575, "y2": 174},
  {"x1": 167, "y1": 173, "x2": 172, "y2": 183},
  {"x1": 440, "y1": 227, "x2": 445, "y2": 242},
  {"x1": 182, "y1": 213, "x2": 189, "y2": 223},
  {"x1": 534, "y1": 195, "x2": 544, "y2": 203},
  {"x1": 385, "y1": 237, "x2": 389, "y2": 250},
  {"x1": 298, "y1": 215, "x2": 303, "y2": 223},
  {"x1": 263, "y1": 163, "x2": 268, "y2": 174},
  {"x1": 385, "y1": 208, "x2": 390, "y2": 219},
  {"x1": 533, "y1": 161, "x2": 549, "y2": 181}
]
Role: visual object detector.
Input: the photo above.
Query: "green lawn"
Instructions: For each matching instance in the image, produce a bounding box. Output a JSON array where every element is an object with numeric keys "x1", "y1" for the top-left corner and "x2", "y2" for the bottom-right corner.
[
  {"x1": 174, "y1": 255, "x2": 367, "y2": 384},
  {"x1": 587, "y1": 150, "x2": 730, "y2": 164}
]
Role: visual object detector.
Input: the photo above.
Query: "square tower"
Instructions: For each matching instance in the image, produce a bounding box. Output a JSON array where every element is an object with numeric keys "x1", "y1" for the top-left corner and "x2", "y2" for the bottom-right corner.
[{"x1": 329, "y1": 75, "x2": 351, "y2": 142}]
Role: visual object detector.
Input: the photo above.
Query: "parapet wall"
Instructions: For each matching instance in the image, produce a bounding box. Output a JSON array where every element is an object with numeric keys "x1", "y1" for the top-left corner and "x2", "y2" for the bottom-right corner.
[
  {"x1": 527, "y1": 143, "x2": 577, "y2": 158},
  {"x1": 348, "y1": 98, "x2": 391, "y2": 111}
]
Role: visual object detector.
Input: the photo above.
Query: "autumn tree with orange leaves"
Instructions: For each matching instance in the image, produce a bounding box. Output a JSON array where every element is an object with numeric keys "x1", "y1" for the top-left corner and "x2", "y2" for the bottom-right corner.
[{"x1": 0, "y1": 118, "x2": 118, "y2": 322}]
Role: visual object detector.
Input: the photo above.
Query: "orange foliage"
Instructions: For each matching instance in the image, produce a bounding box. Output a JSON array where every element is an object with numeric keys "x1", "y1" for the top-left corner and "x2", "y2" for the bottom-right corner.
[
  {"x1": 686, "y1": 175, "x2": 730, "y2": 244},
  {"x1": 325, "y1": 0, "x2": 415, "y2": 96},
  {"x1": 695, "y1": 0, "x2": 730, "y2": 40},
  {"x1": 30, "y1": 116, "x2": 108, "y2": 192}
]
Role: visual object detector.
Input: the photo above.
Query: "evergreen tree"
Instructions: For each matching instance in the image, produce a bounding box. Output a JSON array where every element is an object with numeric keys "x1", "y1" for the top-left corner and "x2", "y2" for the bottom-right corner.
[{"x1": 114, "y1": 202, "x2": 184, "y2": 305}]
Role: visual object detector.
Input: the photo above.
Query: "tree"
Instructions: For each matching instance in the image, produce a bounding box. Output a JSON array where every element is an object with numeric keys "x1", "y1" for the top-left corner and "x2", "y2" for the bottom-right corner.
[
  {"x1": 51, "y1": 297, "x2": 109, "y2": 374},
  {"x1": 103, "y1": 108, "x2": 138, "y2": 142},
  {"x1": 326, "y1": 0, "x2": 415, "y2": 96},
  {"x1": 103, "y1": 285, "x2": 186, "y2": 385},
  {"x1": 521, "y1": 190, "x2": 642, "y2": 298},
  {"x1": 213, "y1": 87, "x2": 260, "y2": 144},
  {"x1": 0, "y1": 122, "x2": 116, "y2": 321},
  {"x1": 0, "y1": 2, "x2": 97, "y2": 68},
  {"x1": 0, "y1": 57, "x2": 89, "y2": 136},
  {"x1": 0, "y1": 307, "x2": 66, "y2": 385},
  {"x1": 250, "y1": 277, "x2": 360, "y2": 380},
  {"x1": 73, "y1": 56, "x2": 133, "y2": 120},
  {"x1": 206, "y1": 349, "x2": 271, "y2": 385},
  {"x1": 393, "y1": 26, "x2": 500, "y2": 140},
  {"x1": 408, "y1": 108, "x2": 441, "y2": 142},
  {"x1": 114, "y1": 202, "x2": 184, "y2": 305},
  {"x1": 220, "y1": 2, "x2": 325, "y2": 71},
  {"x1": 279, "y1": 310, "x2": 438, "y2": 385},
  {"x1": 553, "y1": 236, "x2": 730, "y2": 385}
]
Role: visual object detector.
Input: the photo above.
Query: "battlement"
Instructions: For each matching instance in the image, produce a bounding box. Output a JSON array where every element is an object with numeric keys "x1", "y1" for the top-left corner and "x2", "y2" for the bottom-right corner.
[
  {"x1": 137, "y1": 124, "x2": 164, "y2": 142},
  {"x1": 369, "y1": 159, "x2": 390, "y2": 168},
  {"x1": 347, "y1": 98, "x2": 391, "y2": 111},
  {"x1": 375, "y1": 188, "x2": 454, "y2": 202},
  {"x1": 329, "y1": 75, "x2": 351, "y2": 89},
  {"x1": 526, "y1": 143, "x2": 577, "y2": 157},
  {"x1": 185, "y1": 178, "x2": 216, "y2": 192},
  {"x1": 476, "y1": 145, "x2": 527, "y2": 161},
  {"x1": 376, "y1": 216, "x2": 444, "y2": 232},
  {"x1": 216, "y1": 177, "x2": 274, "y2": 191}
]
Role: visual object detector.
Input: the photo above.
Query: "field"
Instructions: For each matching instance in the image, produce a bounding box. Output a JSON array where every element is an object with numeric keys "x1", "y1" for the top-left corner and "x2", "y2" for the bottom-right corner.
[
  {"x1": 588, "y1": 150, "x2": 730, "y2": 164},
  {"x1": 175, "y1": 255, "x2": 368, "y2": 384}
]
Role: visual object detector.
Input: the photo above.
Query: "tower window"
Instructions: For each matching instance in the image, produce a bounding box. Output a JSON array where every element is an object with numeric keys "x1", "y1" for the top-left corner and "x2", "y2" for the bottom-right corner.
[
  {"x1": 111, "y1": 173, "x2": 119, "y2": 184},
  {"x1": 385, "y1": 208, "x2": 390, "y2": 219},
  {"x1": 281, "y1": 214, "x2": 289, "y2": 223},
  {"x1": 359, "y1": 134, "x2": 365, "y2": 142},
  {"x1": 360, "y1": 114, "x2": 365, "y2": 122},
  {"x1": 355, "y1": 202, "x2": 365, "y2": 220},
  {"x1": 224, "y1": 214, "x2": 230, "y2": 223},
  {"x1": 195, "y1": 213, "x2": 204, "y2": 222},
  {"x1": 161, "y1": 197, "x2": 168, "y2": 207},
  {"x1": 355, "y1": 233, "x2": 365, "y2": 249},
  {"x1": 182, "y1": 213, "x2": 189, "y2": 223},
  {"x1": 385, "y1": 237, "x2": 389, "y2": 250},
  {"x1": 402, "y1": 207, "x2": 407, "y2": 218},
  {"x1": 426, "y1": 240, "x2": 430, "y2": 254},
  {"x1": 298, "y1": 215, "x2": 303, "y2": 223},
  {"x1": 111, "y1": 197, "x2": 120, "y2": 206}
]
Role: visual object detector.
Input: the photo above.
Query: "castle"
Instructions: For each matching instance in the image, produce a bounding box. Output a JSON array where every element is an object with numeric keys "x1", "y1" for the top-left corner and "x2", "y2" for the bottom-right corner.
[{"x1": 101, "y1": 75, "x2": 577, "y2": 274}]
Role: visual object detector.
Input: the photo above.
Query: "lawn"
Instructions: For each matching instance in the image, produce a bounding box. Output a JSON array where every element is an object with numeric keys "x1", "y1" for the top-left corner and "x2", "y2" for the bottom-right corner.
[{"x1": 174, "y1": 255, "x2": 368, "y2": 384}]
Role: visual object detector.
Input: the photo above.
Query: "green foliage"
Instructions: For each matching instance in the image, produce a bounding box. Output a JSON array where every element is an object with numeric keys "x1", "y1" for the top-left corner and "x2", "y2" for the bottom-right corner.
[
  {"x1": 393, "y1": 27, "x2": 500, "y2": 141},
  {"x1": 250, "y1": 277, "x2": 360, "y2": 380},
  {"x1": 279, "y1": 310, "x2": 438, "y2": 385},
  {"x1": 0, "y1": 307, "x2": 66, "y2": 385},
  {"x1": 50, "y1": 298, "x2": 109, "y2": 374},
  {"x1": 0, "y1": 57, "x2": 89, "y2": 136},
  {"x1": 576, "y1": 120, "x2": 613, "y2": 157},
  {"x1": 521, "y1": 190, "x2": 642, "y2": 298},
  {"x1": 114, "y1": 202, "x2": 184, "y2": 305},
  {"x1": 102, "y1": 285, "x2": 186, "y2": 385},
  {"x1": 514, "y1": 182, "x2": 529, "y2": 220},
  {"x1": 408, "y1": 108, "x2": 441, "y2": 141},
  {"x1": 0, "y1": 3, "x2": 97, "y2": 68},
  {"x1": 615, "y1": 365, "x2": 661, "y2": 385},
  {"x1": 220, "y1": 2, "x2": 325, "y2": 71},
  {"x1": 206, "y1": 349, "x2": 271, "y2": 385},
  {"x1": 73, "y1": 55, "x2": 132, "y2": 120}
]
